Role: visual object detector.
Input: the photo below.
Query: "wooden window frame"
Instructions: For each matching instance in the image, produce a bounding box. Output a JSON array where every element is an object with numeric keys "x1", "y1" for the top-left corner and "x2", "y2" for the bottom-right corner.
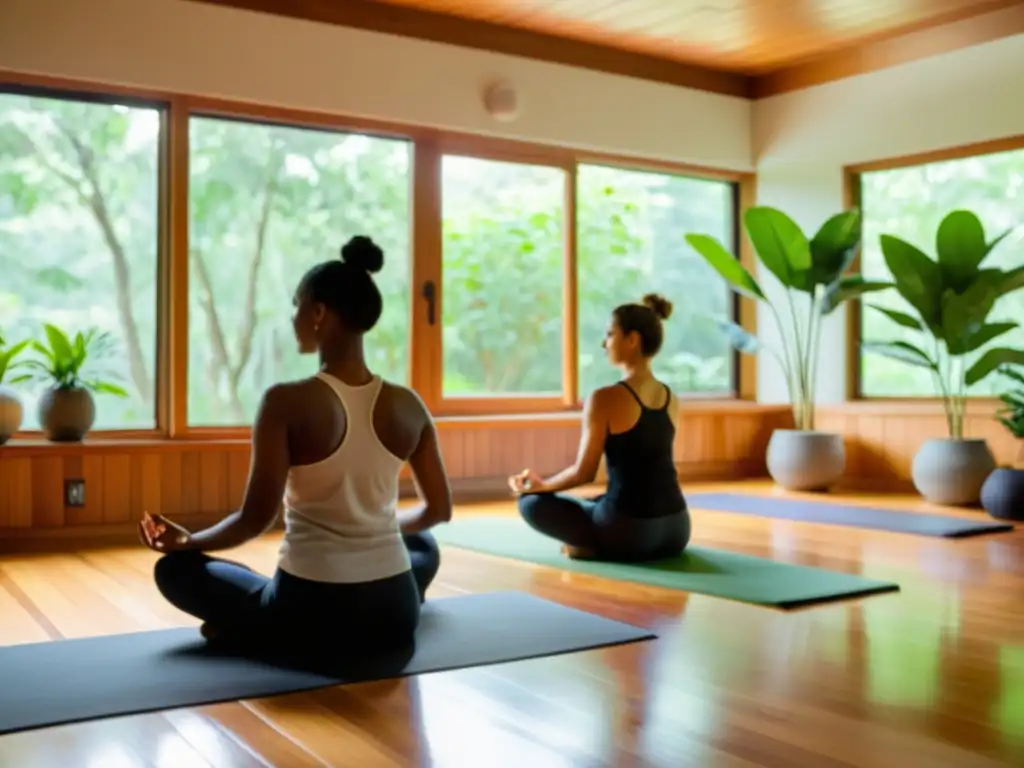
[
  {"x1": 424, "y1": 141, "x2": 576, "y2": 417},
  {"x1": 1, "y1": 69, "x2": 754, "y2": 445},
  {"x1": 844, "y1": 134, "x2": 1024, "y2": 401},
  {"x1": 0, "y1": 79, "x2": 173, "y2": 441},
  {"x1": 572, "y1": 157, "x2": 751, "y2": 404}
]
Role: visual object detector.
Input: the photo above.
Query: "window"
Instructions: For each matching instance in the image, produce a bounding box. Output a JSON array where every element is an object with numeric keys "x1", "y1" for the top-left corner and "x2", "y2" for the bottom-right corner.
[
  {"x1": 187, "y1": 116, "x2": 412, "y2": 426},
  {"x1": 0, "y1": 91, "x2": 161, "y2": 429},
  {"x1": 440, "y1": 155, "x2": 566, "y2": 399},
  {"x1": 576, "y1": 164, "x2": 736, "y2": 397},
  {"x1": 859, "y1": 150, "x2": 1024, "y2": 396},
  {"x1": 1, "y1": 80, "x2": 748, "y2": 437}
]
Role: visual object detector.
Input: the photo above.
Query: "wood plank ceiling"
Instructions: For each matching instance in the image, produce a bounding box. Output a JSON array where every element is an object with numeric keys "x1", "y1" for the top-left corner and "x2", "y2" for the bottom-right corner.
[
  {"x1": 366, "y1": 0, "x2": 1021, "y2": 73},
  {"x1": 191, "y1": 0, "x2": 1024, "y2": 96}
]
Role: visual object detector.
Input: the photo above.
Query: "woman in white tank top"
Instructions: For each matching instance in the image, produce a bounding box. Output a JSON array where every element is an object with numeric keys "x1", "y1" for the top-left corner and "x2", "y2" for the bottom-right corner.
[{"x1": 139, "y1": 236, "x2": 453, "y2": 658}]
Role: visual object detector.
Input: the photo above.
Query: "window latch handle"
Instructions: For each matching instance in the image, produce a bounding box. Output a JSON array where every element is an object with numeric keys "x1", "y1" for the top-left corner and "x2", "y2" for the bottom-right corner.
[{"x1": 422, "y1": 280, "x2": 436, "y2": 326}]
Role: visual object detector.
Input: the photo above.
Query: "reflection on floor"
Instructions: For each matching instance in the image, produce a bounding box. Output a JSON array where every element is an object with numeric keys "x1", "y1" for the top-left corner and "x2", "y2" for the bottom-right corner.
[{"x1": 0, "y1": 480, "x2": 1022, "y2": 767}]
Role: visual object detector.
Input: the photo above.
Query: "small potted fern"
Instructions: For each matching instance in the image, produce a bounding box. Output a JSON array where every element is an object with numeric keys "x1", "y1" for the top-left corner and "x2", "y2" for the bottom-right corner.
[
  {"x1": 980, "y1": 366, "x2": 1024, "y2": 521},
  {"x1": 23, "y1": 324, "x2": 128, "y2": 442},
  {"x1": 0, "y1": 331, "x2": 31, "y2": 444}
]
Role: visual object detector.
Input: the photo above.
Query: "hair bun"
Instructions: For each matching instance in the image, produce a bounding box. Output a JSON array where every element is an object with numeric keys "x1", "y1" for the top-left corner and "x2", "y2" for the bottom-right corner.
[
  {"x1": 642, "y1": 293, "x2": 673, "y2": 320},
  {"x1": 340, "y1": 236, "x2": 384, "y2": 274}
]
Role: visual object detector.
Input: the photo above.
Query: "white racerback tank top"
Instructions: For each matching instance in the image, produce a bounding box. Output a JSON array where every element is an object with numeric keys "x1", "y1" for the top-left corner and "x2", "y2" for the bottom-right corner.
[{"x1": 277, "y1": 372, "x2": 411, "y2": 584}]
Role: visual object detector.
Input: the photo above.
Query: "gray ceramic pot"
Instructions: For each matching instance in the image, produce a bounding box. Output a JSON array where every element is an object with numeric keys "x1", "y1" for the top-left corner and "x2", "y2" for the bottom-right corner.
[
  {"x1": 911, "y1": 438, "x2": 996, "y2": 506},
  {"x1": 0, "y1": 385, "x2": 23, "y2": 444},
  {"x1": 765, "y1": 429, "x2": 846, "y2": 492},
  {"x1": 980, "y1": 467, "x2": 1024, "y2": 522},
  {"x1": 38, "y1": 385, "x2": 96, "y2": 442}
]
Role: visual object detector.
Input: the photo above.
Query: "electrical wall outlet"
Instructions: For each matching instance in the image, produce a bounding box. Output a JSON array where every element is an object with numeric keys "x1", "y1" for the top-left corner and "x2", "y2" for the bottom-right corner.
[{"x1": 64, "y1": 479, "x2": 86, "y2": 507}]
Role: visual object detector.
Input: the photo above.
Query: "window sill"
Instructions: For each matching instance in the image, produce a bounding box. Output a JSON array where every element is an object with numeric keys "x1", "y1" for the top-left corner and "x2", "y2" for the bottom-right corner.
[
  {"x1": 0, "y1": 400, "x2": 786, "y2": 455},
  {"x1": 0, "y1": 437, "x2": 251, "y2": 457},
  {"x1": 822, "y1": 398, "x2": 1002, "y2": 417}
]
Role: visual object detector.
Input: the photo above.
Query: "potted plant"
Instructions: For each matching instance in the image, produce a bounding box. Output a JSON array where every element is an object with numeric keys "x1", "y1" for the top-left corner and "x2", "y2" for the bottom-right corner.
[
  {"x1": 686, "y1": 206, "x2": 892, "y2": 491},
  {"x1": 0, "y1": 331, "x2": 31, "y2": 444},
  {"x1": 864, "y1": 209, "x2": 1024, "y2": 506},
  {"x1": 22, "y1": 324, "x2": 128, "y2": 442},
  {"x1": 980, "y1": 366, "x2": 1024, "y2": 521}
]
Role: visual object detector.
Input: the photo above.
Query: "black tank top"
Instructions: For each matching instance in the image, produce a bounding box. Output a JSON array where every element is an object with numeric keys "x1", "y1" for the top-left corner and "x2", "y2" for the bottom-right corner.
[{"x1": 601, "y1": 381, "x2": 686, "y2": 519}]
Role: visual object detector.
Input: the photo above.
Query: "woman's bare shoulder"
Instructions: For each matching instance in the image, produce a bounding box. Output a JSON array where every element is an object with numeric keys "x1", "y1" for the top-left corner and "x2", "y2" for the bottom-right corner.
[
  {"x1": 585, "y1": 384, "x2": 624, "y2": 413},
  {"x1": 379, "y1": 380, "x2": 431, "y2": 421}
]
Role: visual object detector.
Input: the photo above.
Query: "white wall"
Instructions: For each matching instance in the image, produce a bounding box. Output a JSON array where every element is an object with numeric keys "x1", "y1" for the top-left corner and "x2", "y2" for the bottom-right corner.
[
  {"x1": 0, "y1": 0, "x2": 751, "y2": 171},
  {"x1": 752, "y1": 34, "x2": 1024, "y2": 404}
]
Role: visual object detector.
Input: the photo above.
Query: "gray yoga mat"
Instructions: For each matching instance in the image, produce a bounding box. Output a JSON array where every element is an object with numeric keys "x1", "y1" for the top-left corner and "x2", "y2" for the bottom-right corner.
[
  {"x1": 0, "y1": 591, "x2": 654, "y2": 736},
  {"x1": 689, "y1": 492, "x2": 1014, "y2": 538}
]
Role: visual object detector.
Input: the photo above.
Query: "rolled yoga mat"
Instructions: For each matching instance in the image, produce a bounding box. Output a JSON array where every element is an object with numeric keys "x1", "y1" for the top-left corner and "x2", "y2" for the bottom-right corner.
[
  {"x1": 433, "y1": 517, "x2": 898, "y2": 608},
  {"x1": 0, "y1": 591, "x2": 653, "y2": 736},
  {"x1": 688, "y1": 492, "x2": 1014, "y2": 538}
]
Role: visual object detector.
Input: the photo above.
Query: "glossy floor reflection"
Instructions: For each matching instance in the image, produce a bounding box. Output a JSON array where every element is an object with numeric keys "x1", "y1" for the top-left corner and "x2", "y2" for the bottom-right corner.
[{"x1": 0, "y1": 480, "x2": 1022, "y2": 767}]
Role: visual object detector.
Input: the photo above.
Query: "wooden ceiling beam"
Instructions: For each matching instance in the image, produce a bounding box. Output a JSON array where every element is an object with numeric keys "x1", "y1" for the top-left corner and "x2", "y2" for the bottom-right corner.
[
  {"x1": 185, "y1": 0, "x2": 1023, "y2": 101},
  {"x1": 753, "y1": 1, "x2": 1024, "y2": 98},
  {"x1": 186, "y1": 0, "x2": 753, "y2": 98}
]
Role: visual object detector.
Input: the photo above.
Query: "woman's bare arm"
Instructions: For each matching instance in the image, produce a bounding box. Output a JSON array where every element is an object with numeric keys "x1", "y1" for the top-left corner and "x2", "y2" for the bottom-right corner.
[
  {"x1": 530, "y1": 391, "x2": 607, "y2": 494},
  {"x1": 398, "y1": 402, "x2": 453, "y2": 533},
  {"x1": 182, "y1": 386, "x2": 290, "y2": 551}
]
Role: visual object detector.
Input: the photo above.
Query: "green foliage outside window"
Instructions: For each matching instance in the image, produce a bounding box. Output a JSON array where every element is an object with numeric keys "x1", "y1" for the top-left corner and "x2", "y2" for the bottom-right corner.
[{"x1": 0, "y1": 92, "x2": 738, "y2": 429}]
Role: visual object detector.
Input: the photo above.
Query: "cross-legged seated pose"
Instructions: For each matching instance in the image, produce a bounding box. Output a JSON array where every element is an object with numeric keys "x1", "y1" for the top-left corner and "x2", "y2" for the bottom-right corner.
[
  {"x1": 140, "y1": 236, "x2": 453, "y2": 655},
  {"x1": 508, "y1": 294, "x2": 690, "y2": 562}
]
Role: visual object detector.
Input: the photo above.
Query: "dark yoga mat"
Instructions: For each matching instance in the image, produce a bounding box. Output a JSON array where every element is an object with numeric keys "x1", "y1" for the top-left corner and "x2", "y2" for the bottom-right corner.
[
  {"x1": 0, "y1": 591, "x2": 653, "y2": 736},
  {"x1": 689, "y1": 492, "x2": 1014, "y2": 538},
  {"x1": 434, "y1": 517, "x2": 898, "y2": 608}
]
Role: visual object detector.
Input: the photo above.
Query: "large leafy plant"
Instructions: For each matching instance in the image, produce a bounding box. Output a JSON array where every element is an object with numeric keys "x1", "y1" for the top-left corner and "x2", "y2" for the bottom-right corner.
[
  {"x1": 994, "y1": 366, "x2": 1024, "y2": 466},
  {"x1": 863, "y1": 210, "x2": 1024, "y2": 439},
  {"x1": 0, "y1": 330, "x2": 31, "y2": 387},
  {"x1": 22, "y1": 324, "x2": 129, "y2": 396},
  {"x1": 686, "y1": 207, "x2": 890, "y2": 430}
]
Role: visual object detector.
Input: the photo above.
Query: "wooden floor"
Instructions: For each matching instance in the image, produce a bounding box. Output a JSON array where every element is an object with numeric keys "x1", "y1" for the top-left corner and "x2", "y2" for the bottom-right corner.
[{"x1": 1, "y1": 480, "x2": 1023, "y2": 767}]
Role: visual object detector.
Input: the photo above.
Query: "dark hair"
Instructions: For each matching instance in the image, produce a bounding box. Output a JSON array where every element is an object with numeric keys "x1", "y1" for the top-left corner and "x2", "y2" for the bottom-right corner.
[
  {"x1": 300, "y1": 236, "x2": 385, "y2": 333},
  {"x1": 612, "y1": 293, "x2": 673, "y2": 357}
]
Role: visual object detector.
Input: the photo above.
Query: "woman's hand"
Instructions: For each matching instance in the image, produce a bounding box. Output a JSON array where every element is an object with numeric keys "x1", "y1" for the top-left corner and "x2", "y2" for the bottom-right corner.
[
  {"x1": 139, "y1": 511, "x2": 192, "y2": 553},
  {"x1": 508, "y1": 468, "x2": 545, "y2": 496}
]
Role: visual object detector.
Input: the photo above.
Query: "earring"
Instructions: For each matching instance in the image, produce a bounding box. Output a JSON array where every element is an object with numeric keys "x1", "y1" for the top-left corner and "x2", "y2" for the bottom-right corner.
[{"x1": 314, "y1": 323, "x2": 320, "y2": 333}]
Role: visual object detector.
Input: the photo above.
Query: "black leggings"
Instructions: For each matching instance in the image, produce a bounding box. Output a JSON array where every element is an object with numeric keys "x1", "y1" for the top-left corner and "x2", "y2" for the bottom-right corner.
[
  {"x1": 153, "y1": 532, "x2": 441, "y2": 654},
  {"x1": 518, "y1": 493, "x2": 690, "y2": 562}
]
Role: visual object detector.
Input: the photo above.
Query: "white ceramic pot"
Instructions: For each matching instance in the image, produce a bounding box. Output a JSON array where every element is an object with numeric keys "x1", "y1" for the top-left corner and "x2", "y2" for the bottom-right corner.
[
  {"x1": 765, "y1": 429, "x2": 846, "y2": 492},
  {"x1": 911, "y1": 438, "x2": 996, "y2": 507},
  {"x1": 0, "y1": 385, "x2": 24, "y2": 444}
]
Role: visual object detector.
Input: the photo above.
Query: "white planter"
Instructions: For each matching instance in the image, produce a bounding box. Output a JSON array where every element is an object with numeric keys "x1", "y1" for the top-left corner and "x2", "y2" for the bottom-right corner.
[
  {"x1": 766, "y1": 429, "x2": 846, "y2": 492},
  {"x1": 911, "y1": 438, "x2": 996, "y2": 507},
  {"x1": 0, "y1": 385, "x2": 24, "y2": 444}
]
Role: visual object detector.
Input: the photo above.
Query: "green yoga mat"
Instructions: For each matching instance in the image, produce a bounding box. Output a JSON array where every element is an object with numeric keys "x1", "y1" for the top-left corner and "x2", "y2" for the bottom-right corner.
[{"x1": 435, "y1": 517, "x2": 899, "y2": 609}]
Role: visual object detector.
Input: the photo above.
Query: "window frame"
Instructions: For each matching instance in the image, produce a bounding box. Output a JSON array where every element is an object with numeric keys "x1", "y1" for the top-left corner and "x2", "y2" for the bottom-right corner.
[
  {"x1": 179, "y1": 107, "x2": 419, "y2": 434},
  {"x1": 424, "y1": 142, "x2": 577, "y2": 417},
  {"x1": 1, "y1": 69, "x2": 753, "y2": 444},
  {"x1": 844, "y1": 134, "x2": 1024, "y2": 401},
  {"x1": 572, "y1": 157, "x2": 745, "y2": 404},
  {"x1": 0, "y1": 80, "x2": 171, "y2": 439}
]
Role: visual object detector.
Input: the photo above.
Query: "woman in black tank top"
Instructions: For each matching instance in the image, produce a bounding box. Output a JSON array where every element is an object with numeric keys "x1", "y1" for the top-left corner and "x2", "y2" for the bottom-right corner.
[{"x1": 508, "y1": 294, "x2": 690, "y2": 562}]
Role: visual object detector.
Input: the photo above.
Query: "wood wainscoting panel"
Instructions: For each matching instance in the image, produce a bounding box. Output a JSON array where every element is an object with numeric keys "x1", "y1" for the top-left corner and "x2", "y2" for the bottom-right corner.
[
  {"x1": 818, "y1": 400, "x2": 1019, "y2": 490},
  {"x1": 0, "y1": 404, "x2": 787, "y2": 541},
  {"x1": 674, "y1": 403, "x2": 793, "y2": 480}
]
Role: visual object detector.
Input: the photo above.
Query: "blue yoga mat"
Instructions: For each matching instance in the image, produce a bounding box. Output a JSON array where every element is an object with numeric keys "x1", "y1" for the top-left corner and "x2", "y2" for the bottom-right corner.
[{"x1": 689, "y1": 492, "x2": 1013, "y2": 538}]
